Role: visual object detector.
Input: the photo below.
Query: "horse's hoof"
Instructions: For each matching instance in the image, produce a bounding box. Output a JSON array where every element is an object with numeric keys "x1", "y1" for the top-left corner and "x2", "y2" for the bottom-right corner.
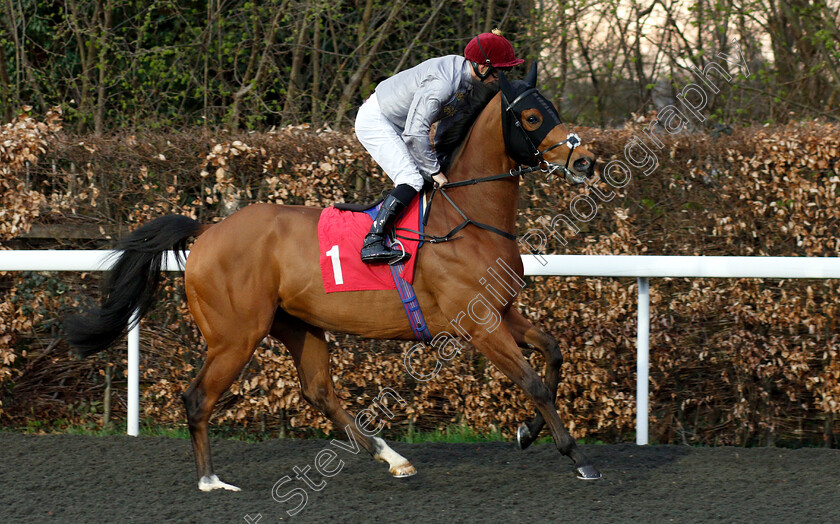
[
  {"x1": 198, "y1": 474, "x2": 242, "y2": 492},
  {"x1": 575, "y1": 465, "x2": 602, "y2": 480},
  {"x1": 390, "y1": 463, "x2": 417, "y2": 478},
  {"x1": 516, "y1": 423, "x2": 534, "y2": 450}
]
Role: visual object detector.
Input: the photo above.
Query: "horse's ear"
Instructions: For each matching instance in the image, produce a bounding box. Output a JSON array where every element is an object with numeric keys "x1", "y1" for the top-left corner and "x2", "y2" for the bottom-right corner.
[
  {"x1": 525, "y1": 61, "x2": 537, "y2": 88},
  {"x1": 498, "y1": 70, "x2": 515, "y2": 101}
]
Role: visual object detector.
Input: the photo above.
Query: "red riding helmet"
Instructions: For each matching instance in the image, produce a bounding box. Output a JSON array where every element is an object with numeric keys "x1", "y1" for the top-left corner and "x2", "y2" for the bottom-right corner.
[{"x1": 464, "y1": 31, "x2": 524, "y2": 69}]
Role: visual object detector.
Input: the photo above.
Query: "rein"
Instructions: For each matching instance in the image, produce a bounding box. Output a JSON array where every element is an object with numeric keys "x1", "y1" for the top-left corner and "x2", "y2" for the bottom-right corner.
[{"x1": 395, "y1": 163, "x2": 548, "y2": 245}]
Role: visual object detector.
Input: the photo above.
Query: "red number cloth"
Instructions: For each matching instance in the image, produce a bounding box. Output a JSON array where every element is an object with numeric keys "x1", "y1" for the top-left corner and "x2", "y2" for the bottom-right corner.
[{"x1": 318, "y1": 198, "x2": 421, "y2": 293}]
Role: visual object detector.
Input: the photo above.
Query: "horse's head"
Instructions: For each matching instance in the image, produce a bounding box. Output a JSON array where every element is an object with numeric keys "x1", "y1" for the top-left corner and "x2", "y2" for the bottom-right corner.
[{"x1": 498, "y1": 63, "x2": 596, "y2": 184}]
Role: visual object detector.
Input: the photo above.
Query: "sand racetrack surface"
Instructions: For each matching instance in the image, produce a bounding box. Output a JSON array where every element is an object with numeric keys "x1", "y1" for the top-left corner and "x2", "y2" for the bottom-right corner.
[{"x1": 1, "y1": 432, "x2": 838, "y2": 523}]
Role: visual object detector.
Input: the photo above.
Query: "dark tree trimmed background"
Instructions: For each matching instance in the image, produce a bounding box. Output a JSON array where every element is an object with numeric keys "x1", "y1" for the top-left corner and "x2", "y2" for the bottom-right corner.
[{"x1": 1, "y1": 0, "x2": 838, "y2": 131}]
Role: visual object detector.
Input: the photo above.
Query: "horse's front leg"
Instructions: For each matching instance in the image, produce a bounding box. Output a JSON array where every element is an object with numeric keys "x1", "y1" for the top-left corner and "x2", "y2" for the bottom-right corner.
[
  {"x1": 470, "y1": 324, "x2": 600, "y2": 479},
  {"x1": 504, "y1": 308, "x2": 562, "y2": 450}
]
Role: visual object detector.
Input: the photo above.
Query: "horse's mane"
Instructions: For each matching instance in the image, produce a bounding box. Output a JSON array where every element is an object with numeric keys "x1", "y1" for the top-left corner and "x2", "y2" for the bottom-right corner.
[{"x1": 433, "y1": 80, "x2": 499, "y2": 172}]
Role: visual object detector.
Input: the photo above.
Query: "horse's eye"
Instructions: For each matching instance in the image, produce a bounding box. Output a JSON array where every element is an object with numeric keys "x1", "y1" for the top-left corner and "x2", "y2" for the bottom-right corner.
[{"x1": 527, "y1": 115, "x2": 540, "y2": 124}]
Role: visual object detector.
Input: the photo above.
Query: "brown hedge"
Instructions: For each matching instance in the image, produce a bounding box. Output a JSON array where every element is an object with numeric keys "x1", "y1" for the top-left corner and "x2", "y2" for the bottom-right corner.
[{"x1": 1, "y1": 111, "x2": 839, "y2": 446}]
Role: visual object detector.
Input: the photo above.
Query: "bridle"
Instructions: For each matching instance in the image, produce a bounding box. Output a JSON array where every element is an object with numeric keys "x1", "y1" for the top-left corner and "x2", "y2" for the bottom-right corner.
[
  {"x1": 500, "y1": 86, "x2": 585, "y2": 185},
  {"x1": 395, "y1": 85, "x2": 588, "y2": 246}
]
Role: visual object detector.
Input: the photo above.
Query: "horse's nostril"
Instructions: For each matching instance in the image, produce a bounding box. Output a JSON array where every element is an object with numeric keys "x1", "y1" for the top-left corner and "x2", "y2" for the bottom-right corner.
[
  {"x1": 573, "y1": 158, "x2": 590, "y2": 172},
  {"x1": 573, "y1": 157, "x2": 596, "y2": 177}
]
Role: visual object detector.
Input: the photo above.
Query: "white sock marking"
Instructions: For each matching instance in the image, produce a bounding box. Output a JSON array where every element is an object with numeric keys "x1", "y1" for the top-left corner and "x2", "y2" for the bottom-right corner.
[{"x1": 198, "y1": 474, "x2": 241, "y2": 492}]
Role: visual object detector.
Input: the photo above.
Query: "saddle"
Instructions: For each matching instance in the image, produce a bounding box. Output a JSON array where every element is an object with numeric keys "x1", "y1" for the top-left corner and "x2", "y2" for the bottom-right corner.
[{"x1": 334, "y1": 196, "x2": 386, "y2": 213}]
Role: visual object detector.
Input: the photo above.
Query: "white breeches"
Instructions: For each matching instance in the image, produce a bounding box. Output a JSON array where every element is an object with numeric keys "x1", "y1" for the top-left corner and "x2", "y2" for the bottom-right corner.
[{"x1": 354, "y1": 93, "x2": 426, "y2": 192}]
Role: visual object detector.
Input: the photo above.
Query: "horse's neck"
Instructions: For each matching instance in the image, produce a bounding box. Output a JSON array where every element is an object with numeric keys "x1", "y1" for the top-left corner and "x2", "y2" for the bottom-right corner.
[{"x1": 443, "y1": 94, "x2": 520, "y2": 235}]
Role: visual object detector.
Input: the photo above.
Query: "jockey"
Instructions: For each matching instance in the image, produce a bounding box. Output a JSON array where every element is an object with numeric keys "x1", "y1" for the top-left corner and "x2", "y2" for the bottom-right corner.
[{"x1": 356, "y1": 30, "x2": 524, "y2": 264}]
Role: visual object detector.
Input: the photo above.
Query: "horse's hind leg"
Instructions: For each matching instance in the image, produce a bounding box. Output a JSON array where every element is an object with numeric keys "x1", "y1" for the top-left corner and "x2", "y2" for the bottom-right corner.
[
  {"x1": 183, "y1": 292, "x2": 278, "y2": 491},
  {"x1": 270, "y1": 310, "x2": 416, "y2": 478},
  {"x1": 182, "y1": 343, "x2": 259, "y2": 491},
  {"x1": 504, "y1": 308, "x2": 562, "y2": 450}
]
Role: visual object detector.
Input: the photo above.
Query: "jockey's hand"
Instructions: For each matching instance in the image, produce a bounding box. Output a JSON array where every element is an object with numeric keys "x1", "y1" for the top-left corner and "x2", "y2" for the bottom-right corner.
[{"x1": 432, "y1": 172, "x2": 449, "y2": 187}]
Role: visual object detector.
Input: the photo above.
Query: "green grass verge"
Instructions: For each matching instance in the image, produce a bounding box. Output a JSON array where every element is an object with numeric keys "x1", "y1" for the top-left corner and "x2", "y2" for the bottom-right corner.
[
  {"x1": 3, "y1": 421, "x2": 575, "y2": 446},
  {"x1": 399, "y1": 424, "x2": 536, "y2": 444},
  {"x1": 2, "y1": 419, "x2": 258, "y2": 441}
]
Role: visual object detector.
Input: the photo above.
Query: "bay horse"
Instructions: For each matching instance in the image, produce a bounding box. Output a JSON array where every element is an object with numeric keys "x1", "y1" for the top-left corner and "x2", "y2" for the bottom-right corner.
[{"x1": 65, "y1": 63, "x2": 602, "y2": 491}]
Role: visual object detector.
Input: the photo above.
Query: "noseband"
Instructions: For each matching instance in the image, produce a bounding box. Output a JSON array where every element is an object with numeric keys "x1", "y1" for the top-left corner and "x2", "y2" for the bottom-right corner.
[{"x1": 501, "y1": 87, "x2": 585, "y2": 184}]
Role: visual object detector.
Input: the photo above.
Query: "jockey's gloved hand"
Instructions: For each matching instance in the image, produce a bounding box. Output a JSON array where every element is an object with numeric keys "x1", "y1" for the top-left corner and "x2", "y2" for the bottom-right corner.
[{"x1": 432, "y1": 172, "x2": 449, "y2": 187}]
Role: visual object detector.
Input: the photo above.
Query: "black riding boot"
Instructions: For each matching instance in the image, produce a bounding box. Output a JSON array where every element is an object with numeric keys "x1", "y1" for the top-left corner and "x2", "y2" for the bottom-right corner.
[{"x1": 361, "y1": 185, "x2": 416, "y2": 264}]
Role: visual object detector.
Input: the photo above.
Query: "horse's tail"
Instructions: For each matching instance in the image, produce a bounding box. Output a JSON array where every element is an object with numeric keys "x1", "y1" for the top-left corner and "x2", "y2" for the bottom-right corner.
[{"x1": 64, "y1": 215, "x2": 204, "y2": 357}]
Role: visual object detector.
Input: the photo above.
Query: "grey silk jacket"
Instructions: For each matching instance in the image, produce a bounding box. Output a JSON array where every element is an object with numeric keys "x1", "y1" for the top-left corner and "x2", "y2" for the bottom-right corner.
[{"x1": 374, "y1": 55, "x2": 480, "y2": 177}]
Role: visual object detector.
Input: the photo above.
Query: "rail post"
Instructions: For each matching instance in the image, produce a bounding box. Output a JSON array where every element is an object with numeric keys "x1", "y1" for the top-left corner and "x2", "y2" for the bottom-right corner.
[
  {"x1": 636, "y1": 277, "x2": 650, "y2": 445},
  {"x1": 127, "y1": 312, "x2": 140, "y2": 437}
]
